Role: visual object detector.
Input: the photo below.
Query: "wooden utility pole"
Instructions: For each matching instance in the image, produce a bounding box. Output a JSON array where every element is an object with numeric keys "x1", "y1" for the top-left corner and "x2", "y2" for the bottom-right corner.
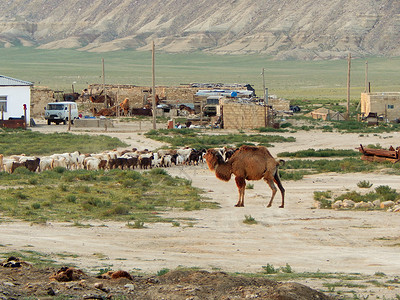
[
  {"x1": 365, "y1": 60, "x2": 368, "y2": 93},
  {"x1": 102, "y1": 58, "x2": 107, "y2": 108},
  {"x1": 262, "y1": 68, "x2": 267, "y2": 127},
  {"x1": 68, "y1": 104, "x2": 71, "y2": 131},
  {"x1": 152, "y1": 41, "x2": 156, "y2": 129},
  {"x1": 346, "y1": 53, "x2": 351, "y2": 120}
]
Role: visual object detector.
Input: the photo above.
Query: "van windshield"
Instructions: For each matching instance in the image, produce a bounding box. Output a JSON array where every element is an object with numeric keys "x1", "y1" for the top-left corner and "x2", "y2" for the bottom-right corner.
[{"x1": 47, "y1": 104, "x2": 64, "y2": 110}]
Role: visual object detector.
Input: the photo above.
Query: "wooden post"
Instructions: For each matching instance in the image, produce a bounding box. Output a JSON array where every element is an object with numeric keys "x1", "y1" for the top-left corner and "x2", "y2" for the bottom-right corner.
[
  {"x1": 262, "y1": 68, "x2": 267, "y2": 127},
  {"x1": 116, "y1": 86, "x2": 120, "y2": 118},
  {"x1": 200, "y1": 99, "x2": 203, "y2": 124},
  {"x1": 152, "y1": 41, "x2": 156, "y2": 129},
  {"x1": 23, "y1": 104, "x2": 27, "y2": 129},
  {"x1": 364, "y1": 60, "x2": 368, "y2": 93},
  {"x1": 68, "y1": 104, "x2": 71, "y2": 131},
  {"x1": 102, "y1": 58, "x2": 107, "y2": 108},
  {"x1": 346, "y1": 53, "x2": 351, "y2": 120}
]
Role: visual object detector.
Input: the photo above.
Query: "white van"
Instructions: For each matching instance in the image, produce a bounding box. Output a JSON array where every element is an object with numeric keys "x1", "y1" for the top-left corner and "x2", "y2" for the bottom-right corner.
[{"x1": 45, "y1": 102, "x2": 79, "y2": 125}]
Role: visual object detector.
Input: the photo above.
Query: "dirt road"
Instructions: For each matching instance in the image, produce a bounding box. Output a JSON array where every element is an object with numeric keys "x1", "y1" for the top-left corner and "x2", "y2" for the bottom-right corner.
[{"x1": 2, "y1": 120, "x2": 400, "y2": 298}]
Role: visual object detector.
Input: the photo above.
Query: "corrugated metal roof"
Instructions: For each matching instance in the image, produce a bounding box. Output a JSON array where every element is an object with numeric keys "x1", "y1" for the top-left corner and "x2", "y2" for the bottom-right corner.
[{"x1": 0, "y1": 75, "x2": 33, "y2": 86}]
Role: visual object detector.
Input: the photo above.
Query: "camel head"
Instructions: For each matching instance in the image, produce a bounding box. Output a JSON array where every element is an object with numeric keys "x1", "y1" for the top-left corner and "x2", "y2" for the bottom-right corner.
[{"x1": 204, "y1": 148, "x2": 224, "y2": 171}]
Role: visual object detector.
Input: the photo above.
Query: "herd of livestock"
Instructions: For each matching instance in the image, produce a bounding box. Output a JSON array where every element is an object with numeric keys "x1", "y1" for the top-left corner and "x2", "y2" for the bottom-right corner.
[{"x1": 0, "y1": 147, "x2": 235, "y2": 174}]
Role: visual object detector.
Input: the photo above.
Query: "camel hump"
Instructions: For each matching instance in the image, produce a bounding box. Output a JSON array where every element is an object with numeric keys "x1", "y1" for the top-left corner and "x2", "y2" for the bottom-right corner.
[{"x1": 239, "y1": 145, "x2": 261, "y2": 152}]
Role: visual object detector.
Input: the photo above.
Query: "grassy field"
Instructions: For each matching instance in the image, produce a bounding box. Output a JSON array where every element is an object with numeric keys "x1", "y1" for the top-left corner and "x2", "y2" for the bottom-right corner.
[
  {"x1": 0, "y1": 130, "x2": 128, "y2": 156},
  {"x1": 1, "y1": 47, "x2": 400, "y2": 101},
  {"x1": 0, "y1": 167, "x2": 218, "y2": 224}
]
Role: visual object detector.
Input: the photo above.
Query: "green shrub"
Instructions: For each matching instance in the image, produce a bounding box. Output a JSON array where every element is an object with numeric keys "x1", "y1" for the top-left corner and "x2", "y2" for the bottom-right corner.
[
  {"x1": 150, "y1": 168, "x2": 168, "y2": 176},
  {"x1": 335, "y1": 191, "x2": 363, "y2": 203},
  {"x1": 111, "y1": 205, "x2": 130, "y2": 215},
  {"x1": 246, "y1": 183, "x2": 254, "y2": 189},
  {"x1": 243, "y1": 215, "x2": 258, "y2": 225},
  {"x1": 31, "y1": 203, "x2": 41, "y2": 210},
  {"x1": 65, "y1": 195, "x2": 77, "y2": 203},
  {"x1": 281, "y1": 263, "x2": 293, "y2": 273},
  {"x1": 157, "y1": 268, "x2": 170, "y2": 276},
  {"x1": 375, "y1": 185, "x2": 399, "y2": 201},
  {"x1": 262, "y1": 264, "x2": 278, "y2": 274},
  {"x1": 59, "y1": 184, "x2": 68, "y2": 192},
  {"x1": 357, "y1": 180, "x2": 373, "y2": 188},
  {"x1": 28, "y1": 178, "x2": 38, "y2": 185},
  {"x1": 126, "y1": 220, "x2": 145, "y2": 229},
  {"x1": 314, "y1": 191, "x2": 332, "y2": 209}
]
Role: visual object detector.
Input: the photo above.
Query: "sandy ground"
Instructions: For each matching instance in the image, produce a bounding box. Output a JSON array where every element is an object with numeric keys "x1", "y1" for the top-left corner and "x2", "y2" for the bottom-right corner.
[{"x1": 2, "y1": 119, "x2": 400, "y2": 297}]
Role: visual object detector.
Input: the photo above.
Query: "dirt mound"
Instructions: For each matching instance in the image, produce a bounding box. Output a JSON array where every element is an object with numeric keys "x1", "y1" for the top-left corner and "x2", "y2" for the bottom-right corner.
[{"x1": 0, "y1": 260, "x2": 333, "y2": 299}]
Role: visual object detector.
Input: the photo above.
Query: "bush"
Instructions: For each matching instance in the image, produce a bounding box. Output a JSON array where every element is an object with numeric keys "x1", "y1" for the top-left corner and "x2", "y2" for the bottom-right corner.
[
  {"x1": 157, "y1": 268, "x2": 170, "y2": 276},
  {"x1": 126, "y1": 220, "x2": 145, "y2": 229},
  {"x1": 246, "y1": 183, "x2": 254, "y2": 189},
  {"x1": 243, "y1": 215, "x2": 258, "y2": 225},
  {"x1": 65, "y1": 195, "x2": 77, "y2": 203},
  {"x1": 357, "y1": 180, "x2": 373, "y2": 188},
  {"x1": 314, "y1": 191, "x2": 332, "y2": 209},
  {"x1": 31, "y1": 203, "x2": 41, "y2": 209},
  {"x1": 375, "y1": 185, "x2": 399, "y2": 201},
  {"x1": 262, "y1": 264, "x2": 278, "y2": 274},
  {"x1": 281, "y1": 263, "x2": 293, "y2": 273}
]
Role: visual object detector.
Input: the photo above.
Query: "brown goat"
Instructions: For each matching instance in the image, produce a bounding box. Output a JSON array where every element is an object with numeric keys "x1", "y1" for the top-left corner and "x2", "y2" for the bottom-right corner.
[{"x1": 204, "y1": 145, "x2": 285, "y2": 208}]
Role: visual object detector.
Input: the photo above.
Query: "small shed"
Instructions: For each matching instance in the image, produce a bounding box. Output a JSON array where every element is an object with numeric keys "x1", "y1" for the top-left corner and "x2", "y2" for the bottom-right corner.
[
  {"x1": 0, "y1": 75, "x2": 33, "y2": 124},
  {"x1": 308, "y1": 107, "x2": 345, "y2": 121}
]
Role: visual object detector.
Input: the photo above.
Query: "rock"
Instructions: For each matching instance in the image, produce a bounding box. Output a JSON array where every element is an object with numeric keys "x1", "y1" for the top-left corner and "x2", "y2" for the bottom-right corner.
[
  {"x1": 331, "y1": 200, "x2": 342, "y2": 209},
  {"x1": 94, "y1": 282, "x2": 103, "y2": 290},
  {"x1": 3, "y1": 282, "x2": 15, "y2": 287},
  {"x1": 392, "y1": 205, "x2": 400, "y2": 212},
  {"x1": 313, "y1": 201, "x2": 321, "y2": 209},
  {"x1": 342, "y1": 199, "x2": 355, "y2": 208},
  {"x1": 380, "y1": 201, "x2": 395, "y2": 209},
  {"x1": 354, "y1": 201, "x2": 373, "y2": 209},
  {"x1": 372, "y1": 200, "x2": 381, "y2": 207},
  {"x1": 124, "y1": 283, "x2": 135, "y2": 291}
]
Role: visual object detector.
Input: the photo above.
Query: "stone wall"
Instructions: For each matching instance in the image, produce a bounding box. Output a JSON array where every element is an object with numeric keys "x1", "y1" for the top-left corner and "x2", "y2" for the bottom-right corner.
[
  {"x1": 223, "y1": 102, "x2": 270, "y2": 130},
  {"x1": 268, "y1": 98, "x2": 290, "y2": 111},
  {"x1": 87, "y1": 84, "x2": 198, "y2": 108},
  {"x1": 31, "y1": 88, "x2": 55, "y2": 118}
]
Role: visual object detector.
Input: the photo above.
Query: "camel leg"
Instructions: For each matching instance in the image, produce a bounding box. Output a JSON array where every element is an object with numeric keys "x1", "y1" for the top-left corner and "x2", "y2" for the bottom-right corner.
[
  {"x1": 265, "y1": 178, "x2": 277, "y2": 208},
  {"x1": 235, "y1": 177, "x2": 246, "y2": 207},
  {"x1": 274, "y1": 172, "x2": 285, "y2": 208}
]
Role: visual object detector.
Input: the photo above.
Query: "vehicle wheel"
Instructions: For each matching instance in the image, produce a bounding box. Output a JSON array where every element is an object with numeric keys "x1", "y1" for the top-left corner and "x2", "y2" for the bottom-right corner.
[{"x1": 47, "y1": 120, "x2": 51, "y2": 125}]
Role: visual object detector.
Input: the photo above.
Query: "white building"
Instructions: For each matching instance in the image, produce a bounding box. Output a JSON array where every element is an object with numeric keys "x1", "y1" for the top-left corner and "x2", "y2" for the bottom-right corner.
[{"x1": 0, "y1": 75, "x2": 33, "y2": 123}]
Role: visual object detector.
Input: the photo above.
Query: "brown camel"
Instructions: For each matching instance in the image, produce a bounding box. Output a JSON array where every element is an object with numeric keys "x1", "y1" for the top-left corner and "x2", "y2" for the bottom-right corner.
[
  {"x1": 119, "y1": 98, "x2": 130, "y2": 116},
  {"x1": 204, "y1": 145, "x2": 285, "y2": 208}
]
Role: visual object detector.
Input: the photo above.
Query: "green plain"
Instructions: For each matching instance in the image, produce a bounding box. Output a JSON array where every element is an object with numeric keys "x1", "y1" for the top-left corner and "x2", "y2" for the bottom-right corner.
[{"x1": 1, "y1": 47, "x2": 400, "y2": 101}]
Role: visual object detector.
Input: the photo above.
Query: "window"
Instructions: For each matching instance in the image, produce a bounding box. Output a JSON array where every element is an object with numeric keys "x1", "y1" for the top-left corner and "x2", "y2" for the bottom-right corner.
[
  {"x1": 388, "y1": 104, "x2": 394, "y2": 109},
  {"x1": 0, "y1": 96, "x2": 7, "y2": 112}
]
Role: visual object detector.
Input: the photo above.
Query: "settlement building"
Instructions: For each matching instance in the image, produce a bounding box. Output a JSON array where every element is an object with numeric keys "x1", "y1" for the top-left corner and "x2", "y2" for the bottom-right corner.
[
  {"x1": 361, "y1": 92, "x2": 400, "y2": 122},
  {"x1": 0, "y1": 75, "x2": 33, "y2": 122}
]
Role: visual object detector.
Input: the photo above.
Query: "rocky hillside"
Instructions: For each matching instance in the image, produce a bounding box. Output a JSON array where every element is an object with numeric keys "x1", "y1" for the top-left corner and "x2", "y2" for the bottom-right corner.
[{"x1": 0, "y1": 0, "x2": 399, "y2": 60}]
